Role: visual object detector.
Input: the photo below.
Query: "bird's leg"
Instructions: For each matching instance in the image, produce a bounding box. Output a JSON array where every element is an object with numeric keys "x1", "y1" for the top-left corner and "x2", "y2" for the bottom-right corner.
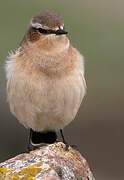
[
  {"x1": 27, "y1": 129, "x2": 33, "y2": 152},
  {"x1": 59, "y1": 130, "x2": 79, "y2": 151},
  {"x1": 60, "y1": 129, "x2": 69, "y2": 150},
  {"x1": 27, "y1": 129, "x2": 40, "y2": 151}
]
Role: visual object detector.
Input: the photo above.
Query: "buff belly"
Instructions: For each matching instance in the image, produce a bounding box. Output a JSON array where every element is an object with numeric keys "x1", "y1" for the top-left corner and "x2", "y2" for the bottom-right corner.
[{"x1": 7, "y1": 68, "x2": 86, "y2": 132}]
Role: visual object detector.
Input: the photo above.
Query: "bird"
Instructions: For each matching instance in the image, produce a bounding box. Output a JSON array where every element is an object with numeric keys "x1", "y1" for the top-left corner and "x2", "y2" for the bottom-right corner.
[{"x1": 5, "y1": 10, "x2": 86, "y2": 150}]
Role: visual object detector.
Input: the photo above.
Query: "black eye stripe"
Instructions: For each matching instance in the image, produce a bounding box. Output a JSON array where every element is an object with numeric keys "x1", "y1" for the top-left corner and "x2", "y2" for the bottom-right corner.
[
  {"x1": 32, "y1": 26, "x2": 67, "y2": 35},
  {"x1": 32, "y1": 27, "x2": 58, "y2": 35},
  {"x1": 39, "y1": 28, "x2": 57, "y2": 34}
]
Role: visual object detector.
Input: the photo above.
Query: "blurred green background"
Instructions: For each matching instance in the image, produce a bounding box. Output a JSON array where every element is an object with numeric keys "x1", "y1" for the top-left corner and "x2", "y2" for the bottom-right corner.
[{"x1": 0, "y1": 0, "x2": 124, "y2": 179}]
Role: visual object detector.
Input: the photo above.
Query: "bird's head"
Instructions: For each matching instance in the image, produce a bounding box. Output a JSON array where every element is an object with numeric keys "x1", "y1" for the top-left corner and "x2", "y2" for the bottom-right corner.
[{"x1": 22, "y1": 11, "x2": 69, "y2": 54}]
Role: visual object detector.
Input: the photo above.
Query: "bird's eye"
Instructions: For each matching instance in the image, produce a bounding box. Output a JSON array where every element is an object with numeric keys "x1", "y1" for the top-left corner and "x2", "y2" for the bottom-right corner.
[{"x1": 37, "y1": 28, "x2": 49, "y2": 34}]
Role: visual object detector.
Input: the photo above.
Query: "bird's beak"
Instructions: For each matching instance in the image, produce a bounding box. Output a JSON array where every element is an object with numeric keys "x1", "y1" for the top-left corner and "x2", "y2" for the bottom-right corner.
[{"x1": 55, "y1": 29, "x2": 68, "y2": 35}]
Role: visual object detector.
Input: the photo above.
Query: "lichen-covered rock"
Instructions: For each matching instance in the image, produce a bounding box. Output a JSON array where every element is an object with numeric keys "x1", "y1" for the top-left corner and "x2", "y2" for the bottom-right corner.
[{"x1": 0, "y1": 142, "x2": 95, "y2": 180}]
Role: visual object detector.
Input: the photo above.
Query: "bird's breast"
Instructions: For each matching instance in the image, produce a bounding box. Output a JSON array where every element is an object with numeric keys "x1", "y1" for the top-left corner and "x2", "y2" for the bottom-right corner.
[{"x1": 6, "y1": 48, "x2": 86, "y2": 131}]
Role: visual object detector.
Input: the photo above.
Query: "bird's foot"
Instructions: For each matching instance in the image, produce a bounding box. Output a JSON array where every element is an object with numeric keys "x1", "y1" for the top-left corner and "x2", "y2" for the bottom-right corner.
[
  {"x1": 26, "y1": 144, "x2": 33, "y2": 153},
  {"x1": 59, "y1": 129, "x2": 70, "y2": 151},
  {"x1": 64, "y1": 142, "x2": 70, "y2": 151},
  {"x1": 27, "y1": 143, "x2": 46, "y2": 153},
  {"x1": 59, "y1": 141, "x2": 69, "y2": 151}
]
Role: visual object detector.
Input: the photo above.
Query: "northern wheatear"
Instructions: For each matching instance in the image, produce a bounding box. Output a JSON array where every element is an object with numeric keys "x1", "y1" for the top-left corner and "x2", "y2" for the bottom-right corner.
[{"x1": 6, "y1": 11, "x2": 86, "y2": 150}]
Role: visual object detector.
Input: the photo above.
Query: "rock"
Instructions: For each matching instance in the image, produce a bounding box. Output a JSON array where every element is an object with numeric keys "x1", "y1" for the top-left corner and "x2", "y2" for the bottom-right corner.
[{"x1": 0, "y1": 142, "x2": 95, "y2": 180}]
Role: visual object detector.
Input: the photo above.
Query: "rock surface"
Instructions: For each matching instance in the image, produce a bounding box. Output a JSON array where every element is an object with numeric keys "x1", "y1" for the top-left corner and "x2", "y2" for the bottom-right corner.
[{"x1": 0, "y1": 142, "x2": 95, "y2": 180}]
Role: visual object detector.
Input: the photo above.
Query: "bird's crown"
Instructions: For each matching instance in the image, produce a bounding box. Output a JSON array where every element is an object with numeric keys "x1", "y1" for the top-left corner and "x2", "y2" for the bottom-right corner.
[{"x1": 31, "y1": 11, "x2": 65, "y2": 32}]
